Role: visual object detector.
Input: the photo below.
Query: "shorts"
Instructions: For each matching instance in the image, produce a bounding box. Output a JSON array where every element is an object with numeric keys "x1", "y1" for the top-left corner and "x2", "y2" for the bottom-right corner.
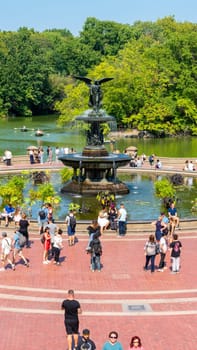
[
  {"x1": 68, "y1": 226, "x2": 75, "y2": 236},
  {"x1": 64, "y1": 319, "x2": 79, "y2": 335}
]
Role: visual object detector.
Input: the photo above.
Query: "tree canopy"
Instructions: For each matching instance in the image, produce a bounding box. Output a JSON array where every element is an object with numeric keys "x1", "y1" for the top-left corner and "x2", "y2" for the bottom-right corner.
[{"x1": 0, "y1": 17, "x2": 196, "y2": 135}]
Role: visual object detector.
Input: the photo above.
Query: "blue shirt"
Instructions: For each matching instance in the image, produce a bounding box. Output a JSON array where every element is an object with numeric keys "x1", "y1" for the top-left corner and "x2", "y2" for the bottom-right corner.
[
  {"x1": 168, "y1": 207, "x2": 177, "y2": 216},
  {"x1": 102, "y1": 342, "x2": 123, "y2": 350},
  {"x1": 5, "y1": 205, "x2": 15, "y2": 214}
]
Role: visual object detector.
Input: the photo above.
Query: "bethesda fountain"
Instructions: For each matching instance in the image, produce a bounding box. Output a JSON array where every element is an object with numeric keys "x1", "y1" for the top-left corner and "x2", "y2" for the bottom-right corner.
[{"x1": 59, "y1": 76, "x2": 131, "y2": 194}]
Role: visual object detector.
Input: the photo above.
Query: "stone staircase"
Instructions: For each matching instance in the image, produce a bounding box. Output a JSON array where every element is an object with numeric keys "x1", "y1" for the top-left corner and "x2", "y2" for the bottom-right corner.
[{"x1": 2, "y1": 219, "x2": 196, "y2": 237}]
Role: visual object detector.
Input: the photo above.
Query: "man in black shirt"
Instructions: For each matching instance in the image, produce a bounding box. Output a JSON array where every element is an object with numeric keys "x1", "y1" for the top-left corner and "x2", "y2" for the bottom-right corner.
[
  {"x1": 61, "y1": 289, "x2": 82, "y2": 350},
  {"x1": 77, "y1": 329, "x2": 96, "y2": 350}
]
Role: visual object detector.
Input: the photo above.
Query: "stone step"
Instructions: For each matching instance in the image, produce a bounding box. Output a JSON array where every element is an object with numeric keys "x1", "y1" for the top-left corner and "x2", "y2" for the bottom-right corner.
[{"x1": 3, "y1": 219, "x2": 196, "y2": 236}]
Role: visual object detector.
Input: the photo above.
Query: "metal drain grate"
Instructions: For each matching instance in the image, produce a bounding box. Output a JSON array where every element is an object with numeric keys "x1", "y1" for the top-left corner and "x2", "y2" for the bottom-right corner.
[
  {"x1": 122, "y1": 303, "x2": 152, "y2": 312},
  {"x1": 128, "y1": 305, "x2": 146, "y2": 311}
]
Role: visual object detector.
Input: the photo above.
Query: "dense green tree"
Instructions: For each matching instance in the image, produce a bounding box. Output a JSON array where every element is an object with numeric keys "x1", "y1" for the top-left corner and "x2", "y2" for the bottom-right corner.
[
  {"x1": 0, "y1": 28, "x2": 53, "y2": 116},
  {"x1": 0, "y1": 16, "x2": 196, "y2": 136}
]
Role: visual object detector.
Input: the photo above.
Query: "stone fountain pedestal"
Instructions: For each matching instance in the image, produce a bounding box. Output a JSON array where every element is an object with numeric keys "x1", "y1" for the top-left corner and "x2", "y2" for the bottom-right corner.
[
  {"x1": 59, "y1": 78, "x2": 131, "y2": 194},
  {"x1": 60, "y1": 144, "x2": 130, "y2": 194}
]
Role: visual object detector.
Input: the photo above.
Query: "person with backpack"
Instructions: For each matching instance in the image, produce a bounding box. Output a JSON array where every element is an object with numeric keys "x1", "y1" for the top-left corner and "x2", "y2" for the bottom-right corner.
[
  {"x1": 76, "y1": 328, "x2": 96, "y2": 350},
  {"x1": 65, "y1": 210, "x2": 77, "y2": 246},
  {"x1": 89, "y1": 233, "x2": 102, "y2": 272},
  {"x1": 37, "y1": 204, "x2": 48, "y2": 235},
  {"x1": 86, "y1": 220, "x2": 101, "y2": 252},
  {"x1": 12, "y1": 230, "x2": 29, "y2": 269},
  {"x1": 169, "y1": 233, "x2": 182, "y2": 274}
]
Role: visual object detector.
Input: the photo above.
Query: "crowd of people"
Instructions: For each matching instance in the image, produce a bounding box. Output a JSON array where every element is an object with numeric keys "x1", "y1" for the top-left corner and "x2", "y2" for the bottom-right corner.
[
  {"x1": 0, "y1": 198, "x2": 183, "y2": 349},
  {"x1": 0, "y1": 200, "x2": 128, "y2": 271},
  {"x1": 144, "y1": 202, "x2": 182, "y2": 274},
  {"x1": 0, "y1": 199, "x2": 183, "y2": 277},
  {"x1": 61, "y1": 290, "x2": 145, "y2": 350},
  {"x1": 28, "y1": 145, "x2": 76, "y2": 165}
]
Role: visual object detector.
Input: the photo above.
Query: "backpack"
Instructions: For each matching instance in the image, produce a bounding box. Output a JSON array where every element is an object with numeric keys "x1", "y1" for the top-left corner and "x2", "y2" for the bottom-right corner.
[
  {"x1": 69, "y1": 215, "x2": 76, "y2": 229},
  {"x1": 39, "y1": 210, "x2": 46, "y2": 220},
  {"x1": 91, "y1": 239, "x2": 102, "y2": 255},
  {"x1": 18, "y1": 232, "x2": 26, "y2": 248},
  {"x1": 146, "y1": 242, "x2": 156, "y2": 256},
  {"x1": 40, "y1": 234, "x2": 45, "y2": 244}
]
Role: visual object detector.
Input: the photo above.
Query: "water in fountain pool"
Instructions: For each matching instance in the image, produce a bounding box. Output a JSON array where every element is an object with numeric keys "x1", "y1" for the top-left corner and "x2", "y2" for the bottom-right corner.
[{"x1": 26, "y1": 172, "x2": 197, "y2": 221}]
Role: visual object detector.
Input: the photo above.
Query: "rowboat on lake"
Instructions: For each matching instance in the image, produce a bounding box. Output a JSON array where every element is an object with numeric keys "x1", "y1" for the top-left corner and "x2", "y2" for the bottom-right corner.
[{"x1": 35, "y1": 129, "x2": 44, "y2": 137}]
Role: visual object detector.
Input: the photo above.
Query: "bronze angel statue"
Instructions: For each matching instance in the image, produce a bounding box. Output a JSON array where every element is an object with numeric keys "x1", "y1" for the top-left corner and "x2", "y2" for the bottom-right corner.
[{"x1": 74, "y1": 76, "x2": 113, "y2": 112}]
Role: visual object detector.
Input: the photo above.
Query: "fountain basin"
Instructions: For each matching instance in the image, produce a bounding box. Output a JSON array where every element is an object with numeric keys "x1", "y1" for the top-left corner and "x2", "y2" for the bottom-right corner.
[{"x1": 59, "y1": 151, "x2": 131, "y2": 194}]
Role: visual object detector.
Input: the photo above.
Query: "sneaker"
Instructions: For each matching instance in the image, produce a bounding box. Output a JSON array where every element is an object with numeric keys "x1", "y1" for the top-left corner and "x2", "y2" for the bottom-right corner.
[
  {"x1": 12, "y1": 264, "x2": 15, "y2": 271},
  {"x1": 0, "y1": 267, "x2": 5, "y2": 271},
  {"x1": 25, "y1": 262, "x2": 29, "y2": 267},
  {"x1": 157, "y1": 269, "x2": 164, "y2": 272},
  {"x1": 43, "y1": 261, "x2": 48, "y2": 264},
  {"x1": 163, "y1": 266, "x2": 168, "y2": 270}
]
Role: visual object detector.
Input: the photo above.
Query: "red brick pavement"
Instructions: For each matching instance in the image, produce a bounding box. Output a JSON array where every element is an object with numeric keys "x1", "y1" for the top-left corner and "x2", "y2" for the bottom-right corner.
[{"x1": 0, "y1": 231, "x2": 197, "y2": 350}]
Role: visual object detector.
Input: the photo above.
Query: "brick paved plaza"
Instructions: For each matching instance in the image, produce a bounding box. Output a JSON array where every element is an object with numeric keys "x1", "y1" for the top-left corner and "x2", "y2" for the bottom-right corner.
[{"x1": 0, "y1": 227, "x2": 196, "y2": 350}]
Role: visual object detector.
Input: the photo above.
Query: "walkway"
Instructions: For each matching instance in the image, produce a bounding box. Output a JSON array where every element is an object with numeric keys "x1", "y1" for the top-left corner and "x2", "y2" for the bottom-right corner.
[
  {"x1": 0, "y1": 156, "x2": 196, "y2": 350},
  {"x1": 0, "y1": 224, "x2": 197, "y2": 350},
  {"x1": 0, "y1": 155, "x2": 197, "y2": 177}
]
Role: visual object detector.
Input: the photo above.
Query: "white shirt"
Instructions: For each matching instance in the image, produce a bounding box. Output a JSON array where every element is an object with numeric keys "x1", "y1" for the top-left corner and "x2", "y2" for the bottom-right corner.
[
  {"x1": 53, "y1": 235, "x2": 63, "y2": 249},
  {"x1": 118, "y1": 207, "x2": 127, "y2": 221},
  {"x1": 188, "y1": 162, "x2": 194, "y2": 171},
  {"x1": 1, "y1": 237, "x2": 12, "y2": 255},
  {"x1": 159, "y1": 236, "x2": 168, "y2": 253}
]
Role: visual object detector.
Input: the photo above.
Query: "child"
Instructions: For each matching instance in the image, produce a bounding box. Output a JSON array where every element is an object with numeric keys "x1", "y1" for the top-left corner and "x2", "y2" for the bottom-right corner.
[
  {"x1": 0, "y1": 232, "x2": 13, "y2": 271},
  {"x1": 169, "y1": 233, "x2": 182, "y2": 273}
]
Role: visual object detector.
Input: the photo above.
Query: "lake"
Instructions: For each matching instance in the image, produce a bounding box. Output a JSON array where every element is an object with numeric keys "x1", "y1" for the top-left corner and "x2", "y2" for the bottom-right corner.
[
  {"x1": 0, "y1": 115, "x2": 197, "y2": 158},
  {"x1": 0, "y1": 115, "x2": 196, "y2": 221}
]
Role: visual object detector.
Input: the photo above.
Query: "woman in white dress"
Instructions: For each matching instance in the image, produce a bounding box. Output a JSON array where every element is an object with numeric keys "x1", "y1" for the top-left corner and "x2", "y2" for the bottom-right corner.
[{"x1": 97, "y1": 207, "x2": 109, "y2": 234}]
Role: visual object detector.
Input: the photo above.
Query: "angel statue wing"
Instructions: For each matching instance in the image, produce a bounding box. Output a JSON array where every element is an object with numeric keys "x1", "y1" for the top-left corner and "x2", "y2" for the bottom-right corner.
[
  {"x1": 73, "y1": 76, "x2": 92, "y2": 86},
  {"x1": 95, "y1": 77, "x2": 114, "y2": 85},
  {"x1": 73, "y1": 76, "x2": 114, "y2": 111}
]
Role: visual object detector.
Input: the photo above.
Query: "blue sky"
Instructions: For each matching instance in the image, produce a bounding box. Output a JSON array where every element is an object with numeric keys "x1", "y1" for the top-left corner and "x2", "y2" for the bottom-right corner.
[{"x1": 1, "y1": 0, "x2": 196, "y2": 35}]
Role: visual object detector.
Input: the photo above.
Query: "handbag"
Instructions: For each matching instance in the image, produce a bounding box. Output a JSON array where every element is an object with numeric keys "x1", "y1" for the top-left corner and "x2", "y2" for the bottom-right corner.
[{"x1": 156, "y1": 243, "x2": 160, "y2": 255}]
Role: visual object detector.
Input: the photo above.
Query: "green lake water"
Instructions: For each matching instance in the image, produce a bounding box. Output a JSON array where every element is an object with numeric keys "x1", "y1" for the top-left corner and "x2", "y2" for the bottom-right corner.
[
  {"x1": 0, "y1": 115, "x2": 196, "y2": 220},
  {"x1": 0, "y1": 115, "x2": 197, "y2": 157}
]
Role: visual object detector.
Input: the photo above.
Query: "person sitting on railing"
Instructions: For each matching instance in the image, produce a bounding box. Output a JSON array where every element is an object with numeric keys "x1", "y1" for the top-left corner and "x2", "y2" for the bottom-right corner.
[
  {"x1": 1, "y1": 203, "x2": 15, "y2": 227},
  {"x1": 188, "y1": 160, "x2": 195, "y2": 171},
  {"x1": 155, "y1": 159, "x2": 162, "y2": 169},
  {"x1": 168, "y1": 202, "x2": 180, "y2": 233}
]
